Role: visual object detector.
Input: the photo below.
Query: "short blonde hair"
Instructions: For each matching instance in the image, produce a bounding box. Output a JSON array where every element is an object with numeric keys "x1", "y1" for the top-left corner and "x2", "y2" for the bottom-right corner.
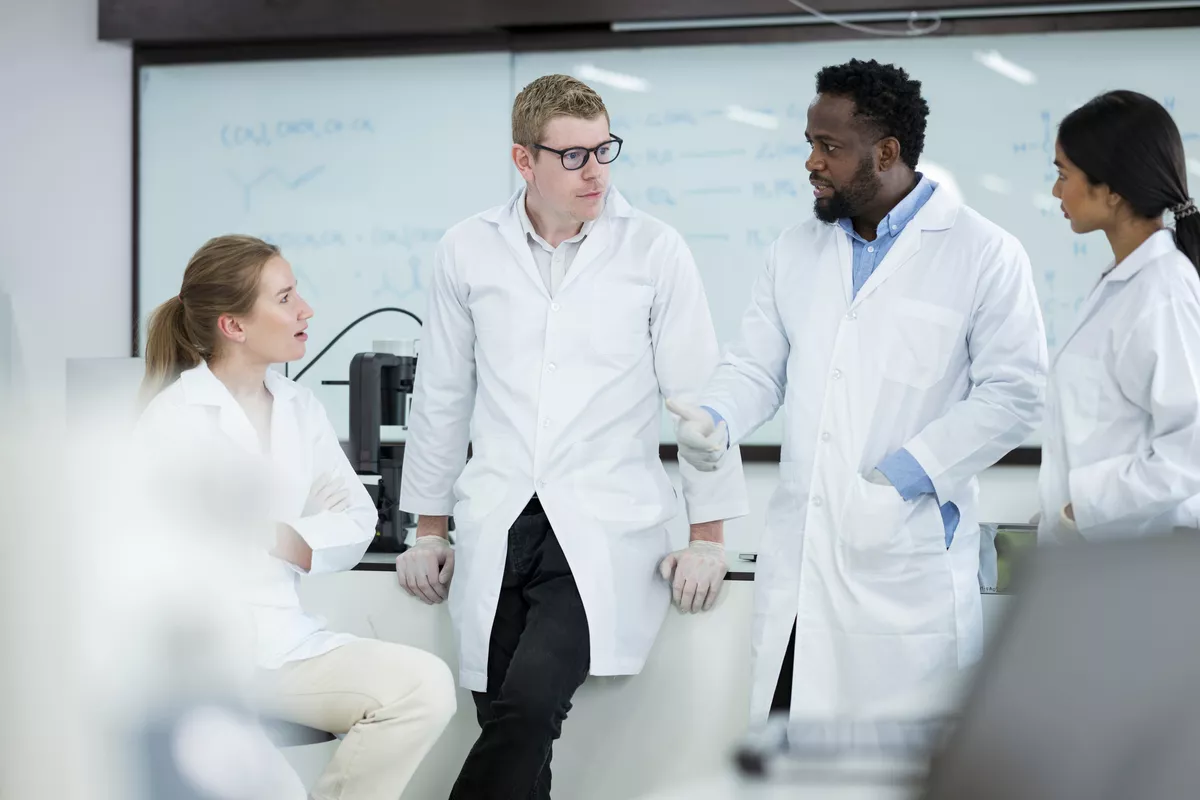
[{"x1": 512, "y1": 74, "x2": 609, "y2": 150}]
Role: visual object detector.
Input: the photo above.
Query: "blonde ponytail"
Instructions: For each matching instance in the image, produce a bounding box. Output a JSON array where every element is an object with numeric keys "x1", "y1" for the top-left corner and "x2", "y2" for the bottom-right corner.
[{"x1": 139, "y1": 235, "x2": 280, "y2": 405}]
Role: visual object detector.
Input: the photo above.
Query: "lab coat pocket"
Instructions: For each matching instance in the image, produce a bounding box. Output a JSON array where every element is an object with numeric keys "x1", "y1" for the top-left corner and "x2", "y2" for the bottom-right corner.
[
  {"x1": 572, "y1": 438, "x2": 675, "y2": 529},
  {"x1": 883, "y1": 298, "x2": 964, "y2": 390},
  {"x1": 590, "y1": 284, "x2": 654, "y2": 361},
  {"x1": 839, "y1": 476, "x2": 916, "y2": 573},
  {"x1": 1054, "y1": 354, "x2": 1104, "y2": 446}
]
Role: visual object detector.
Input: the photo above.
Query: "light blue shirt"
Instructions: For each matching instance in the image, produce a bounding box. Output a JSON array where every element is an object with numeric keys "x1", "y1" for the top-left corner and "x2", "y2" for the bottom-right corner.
[{"x1": 706, "y1": 174, "x2": 959, "y2": 547}]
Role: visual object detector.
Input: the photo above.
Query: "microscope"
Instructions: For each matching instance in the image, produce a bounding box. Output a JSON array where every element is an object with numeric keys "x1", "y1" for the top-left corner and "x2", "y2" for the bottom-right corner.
[{"x1": 348, "y1": 339, "x2": 419, "y2": 553}]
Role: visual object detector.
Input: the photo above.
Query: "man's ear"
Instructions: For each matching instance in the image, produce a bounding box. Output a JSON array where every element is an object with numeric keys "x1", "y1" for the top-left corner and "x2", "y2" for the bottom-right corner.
[{"x1": 876, "y1": 137, "x2": 902, "y2": 172}]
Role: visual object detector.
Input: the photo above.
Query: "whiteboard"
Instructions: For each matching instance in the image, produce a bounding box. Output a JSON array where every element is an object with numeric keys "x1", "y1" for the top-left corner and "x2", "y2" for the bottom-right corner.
[
  {"x1": 138, "y1": 53, "x2": 515, "y2": 438},
  {"x1": 516, "y1": 27, "x2": 1200, "y2": 445},
  {"x1": 139, "y1": 28, "x2": 1200, "y2": 446}
]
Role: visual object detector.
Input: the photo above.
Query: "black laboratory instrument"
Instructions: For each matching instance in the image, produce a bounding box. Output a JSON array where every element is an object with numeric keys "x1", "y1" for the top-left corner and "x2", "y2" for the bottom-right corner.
[{"x1": 348, "y1": 346, "x2": 419, "y2": 553}]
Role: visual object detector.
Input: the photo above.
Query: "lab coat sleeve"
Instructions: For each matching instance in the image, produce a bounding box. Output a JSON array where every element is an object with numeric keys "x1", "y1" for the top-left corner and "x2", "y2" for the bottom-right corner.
[
  {"x1": 1069, "y1": 298, "x2": 1200, "y2": 533},
  {"x1": 284, "y1": 397, "x2": 377, "y2": 575},
  {"x1": 698, "y1": 239, "x2": 791, "y2": 445},
  {"x1": 652, "y1": 231, "x2": 749, "y2": 525},
  {"x1": 903, "y1": 235, "x2": 1048, "y2": 502},
  {"x1": 399, "y1": 237, "x2": 477, "y2": 516}
]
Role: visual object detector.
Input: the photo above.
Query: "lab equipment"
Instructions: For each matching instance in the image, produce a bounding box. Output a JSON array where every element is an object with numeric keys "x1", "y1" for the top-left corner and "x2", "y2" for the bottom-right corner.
[{"x1": 349, "y1": 339, "x2": 419, "y2": 553}]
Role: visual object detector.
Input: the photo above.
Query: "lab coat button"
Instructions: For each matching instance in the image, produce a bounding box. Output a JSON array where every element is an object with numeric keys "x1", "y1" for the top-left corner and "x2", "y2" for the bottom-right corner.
[
  {"x1": 542, "y1": 419, "x2": 551, "y2": 428},
  {"x1": 821, "y1": 432, "x2": 831, "y2": 442},
  {"x1": 846, "y1": 311, "x2": 857, "y2": 321},
  {"x1": 547, "y1": 363, "x2": 556, "y2": 372},
  {"x1": 812, "y1": 496, "x2": 823, "y2": 507},
  {"x1": 551, "y1": 303, "x2": 561, "y2": 312},
  {"x1": 832, "y1": 369, "x2": 842, "y2": 380}
]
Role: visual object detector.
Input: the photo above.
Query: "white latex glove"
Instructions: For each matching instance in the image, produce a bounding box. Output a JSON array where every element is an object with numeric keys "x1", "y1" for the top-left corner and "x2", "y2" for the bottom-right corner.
[
  {"x1": 307, "y1": 472, "x2": 349, "y2": 514},
  {"x1": 666, "y1": 398, "x2": 728, "y2": 473},
  {"x1": 658, "y1": 540, "x2": 727, "y2": 613},
  {"x1": 866, "y1": 468, "x2": 893, "y2": 486},
  {"x1": 396, "y1": 535, "x2": 454, "y2": 605},
  {"x1": 1060, "y1": 504, "x2": 1078, "y2": 531}
]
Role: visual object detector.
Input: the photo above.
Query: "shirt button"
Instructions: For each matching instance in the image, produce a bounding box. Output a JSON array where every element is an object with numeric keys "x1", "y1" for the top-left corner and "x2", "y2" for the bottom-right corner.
[
  {"x1": 832, "y1": 369, "x2": 842, "y2": 380},
  {"x1": 811, "y1": 496, "x2": 823, "y2": 507},
  {"x1": 821, "y1": 432, "x2": 831, "y2": 442},
  {"x1": 867, "y1": 246, "x2": 875, "y2": 253},
  {"x1": 551, "y1": 303, "x2": 561, "y2": 312}
]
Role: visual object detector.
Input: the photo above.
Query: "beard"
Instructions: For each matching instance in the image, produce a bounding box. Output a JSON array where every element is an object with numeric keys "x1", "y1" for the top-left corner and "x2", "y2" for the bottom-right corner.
[{"x1": 813, "y1": 155, "x2": 882, "y2": 223}]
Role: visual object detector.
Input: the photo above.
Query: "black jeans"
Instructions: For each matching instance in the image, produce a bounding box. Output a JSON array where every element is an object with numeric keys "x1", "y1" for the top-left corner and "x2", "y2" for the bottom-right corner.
[
  {"x1": 448, "y1": 497, "x2": 591, "y2": 800},
  {"x1": 771, "y1": 619, "x2": 798, "y2": 713}
]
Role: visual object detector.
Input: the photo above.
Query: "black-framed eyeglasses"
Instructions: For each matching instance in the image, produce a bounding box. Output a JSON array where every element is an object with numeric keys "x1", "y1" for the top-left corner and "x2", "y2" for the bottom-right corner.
[{"x1": 532, "y1": 135, "x2": 623, "y2": 171}]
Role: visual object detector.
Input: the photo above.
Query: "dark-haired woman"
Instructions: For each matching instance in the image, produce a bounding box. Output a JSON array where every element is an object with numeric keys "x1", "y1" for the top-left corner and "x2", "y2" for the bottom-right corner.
[{"x1": 1040, "y1": 90, "x2": 1200, "y2": 543}]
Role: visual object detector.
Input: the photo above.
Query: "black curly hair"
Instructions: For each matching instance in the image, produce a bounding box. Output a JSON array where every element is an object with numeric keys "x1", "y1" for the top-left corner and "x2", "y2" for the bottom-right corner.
[{"x1": 815, "y1": 59, "x2": 929, "y2": 170}]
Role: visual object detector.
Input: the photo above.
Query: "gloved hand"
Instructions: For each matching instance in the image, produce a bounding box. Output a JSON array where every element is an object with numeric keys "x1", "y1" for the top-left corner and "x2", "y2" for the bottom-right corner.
[
  {"x1": 396, "y1": 535, "x2": 454, "y2": 605},
  {"x1": 866, "y1": 468, "x2": 893, "y2": 487},
  {"x1": 659, "y1": 540, "x2": 727, "y2": 613},
  {"x1": 666, "y1": 398, "x2": 728, "y2": 473},
  {"x1": 1061, "y1": 504, "x2": 1077, "y2": 530},
  {"x1": 307, "y1": 473, "x2": 349, "y2": 514}
]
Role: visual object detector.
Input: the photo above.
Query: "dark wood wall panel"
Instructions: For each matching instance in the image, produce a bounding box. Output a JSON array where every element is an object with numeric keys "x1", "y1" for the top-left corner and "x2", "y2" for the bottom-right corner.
[{"x1": 101, "y1": 0, "x2": 1187, "y2": 43}]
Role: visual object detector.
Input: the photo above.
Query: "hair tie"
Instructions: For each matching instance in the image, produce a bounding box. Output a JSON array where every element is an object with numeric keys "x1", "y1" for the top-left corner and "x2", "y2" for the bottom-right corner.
[{"x1": 1172, "y1": 199, "x2": 1198, "y2": 220}]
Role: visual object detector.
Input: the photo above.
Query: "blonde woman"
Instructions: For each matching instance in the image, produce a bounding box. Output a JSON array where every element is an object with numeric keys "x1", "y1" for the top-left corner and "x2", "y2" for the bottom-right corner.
[{"x1": 137, "y1": 235, "x2": 455, "y2": 800}]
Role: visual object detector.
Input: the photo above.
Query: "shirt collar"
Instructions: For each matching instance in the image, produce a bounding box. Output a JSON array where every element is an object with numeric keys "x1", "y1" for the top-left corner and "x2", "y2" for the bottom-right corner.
[
  {"x1": 1103, "y1": 228, "x2": 1179, "y2": 284},
  {"x1": 517, "y1": 187, "x2": 594, "y2": 251},
  {"x1": 838, "y1": 173, "x2": 938, "y2": 241}
]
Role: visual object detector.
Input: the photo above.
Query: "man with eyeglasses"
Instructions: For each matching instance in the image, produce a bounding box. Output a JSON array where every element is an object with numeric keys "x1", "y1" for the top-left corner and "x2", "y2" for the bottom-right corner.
[{"x1": 396, "y1": 73, "x2": 748, "y2": 799}]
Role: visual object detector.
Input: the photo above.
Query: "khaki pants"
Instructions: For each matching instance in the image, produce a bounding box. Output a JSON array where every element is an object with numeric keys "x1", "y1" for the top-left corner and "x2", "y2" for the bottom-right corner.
[{"x1": 256, "y1": 639, "x2": 457, "y2": 800}]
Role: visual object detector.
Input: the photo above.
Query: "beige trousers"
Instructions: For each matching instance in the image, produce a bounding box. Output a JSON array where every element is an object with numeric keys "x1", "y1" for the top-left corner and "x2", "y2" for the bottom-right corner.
[{"x1": 256, "y1": 639, "x2": 457, "y2": 800}]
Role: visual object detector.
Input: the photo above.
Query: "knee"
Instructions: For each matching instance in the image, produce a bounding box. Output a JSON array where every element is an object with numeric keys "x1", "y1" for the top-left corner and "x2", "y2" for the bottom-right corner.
[
  {"x1": 384, "y1": 649, "x2": 457, "y2": 732},
  {"x1": 497, "y1": 679, "x2": 576, "y2": 731}
]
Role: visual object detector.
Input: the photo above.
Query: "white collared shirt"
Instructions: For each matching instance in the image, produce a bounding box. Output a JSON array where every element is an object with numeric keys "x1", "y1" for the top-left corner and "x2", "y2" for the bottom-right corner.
[
  {"x1": 133, "y1": 362, "x2": 377, "y2": 670},
  {"x1": 517, "y1": 188, "x2": 594, "y2": 296}
]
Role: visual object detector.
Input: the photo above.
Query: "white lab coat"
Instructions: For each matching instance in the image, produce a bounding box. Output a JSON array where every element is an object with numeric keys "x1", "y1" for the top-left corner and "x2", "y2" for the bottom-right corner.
[
  {"x1": 1039, "y1": 229, "x2": 1200, "y2": 543},
  {"x1": 133, "y1": 362, "x2": 378, "y2": 670},
  {"x1": 400, "y1": 187, "x2": 748, "y2": 691},
  {"x1": 702, "y1": 188, "x2": 1047, "y2": 723}
]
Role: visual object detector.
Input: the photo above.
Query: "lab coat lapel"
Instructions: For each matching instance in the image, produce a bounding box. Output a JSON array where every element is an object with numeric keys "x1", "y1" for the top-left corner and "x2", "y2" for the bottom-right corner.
[
  {"x1": 180, "y1": 362, "x2": 261, "y2": 456},
  {"x1": 1054, "y1": 230, "x2": 1175, "y2": 361},
  {"x1": 557, "y1": 215, "x2": 611, "y2": 294},
  {"x1": 833, "y1": 227, "x2": 855, "y2": 309},
  {"x1": 556, "y1": 187, "x2": 633, "y2": 294},
  {"x1": 849, "y1": 187, "x2": 959, "y2": 310},
  {"x1": 487, "y1": 190, "x2": 551, "y2": 300},
  {"x1": 265, "y1": 369, "x2": 307, "y2": 513}
]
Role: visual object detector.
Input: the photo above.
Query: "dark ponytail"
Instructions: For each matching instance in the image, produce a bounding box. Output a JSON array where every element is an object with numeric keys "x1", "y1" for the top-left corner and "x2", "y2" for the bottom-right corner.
[
  {"x1": 1173, "y1": 203, "x2": 1200, "y2": 270},
  {"x1": 1058, "y1": 90, "x2": 1199, "y2": 275}
]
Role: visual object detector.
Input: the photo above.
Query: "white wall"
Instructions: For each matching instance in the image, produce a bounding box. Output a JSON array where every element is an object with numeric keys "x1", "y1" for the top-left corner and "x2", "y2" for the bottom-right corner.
[{"x1": 0, "y1": 0, "x2": 132, "y2": 409}]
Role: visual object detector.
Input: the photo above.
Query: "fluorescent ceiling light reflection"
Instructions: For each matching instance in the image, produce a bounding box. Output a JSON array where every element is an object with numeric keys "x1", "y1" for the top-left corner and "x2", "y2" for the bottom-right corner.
[
  {"x1": 973, "y1": 50, "x2": 1038, "y2": 86},
  {"x1": 725, "y1": 105, "x2": 780, "y2": 130},
  {"x1": 981, "y1": 174, "x2": 1012, "y2": 194},
  {"x1": 574, "y1": 64, "x2": 650, "y2": 92}
]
